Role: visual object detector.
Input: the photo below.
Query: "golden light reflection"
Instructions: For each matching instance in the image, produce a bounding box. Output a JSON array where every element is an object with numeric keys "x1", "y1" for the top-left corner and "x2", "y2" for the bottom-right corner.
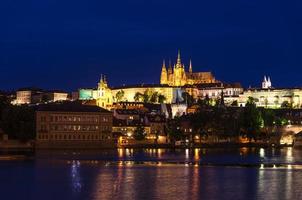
[
  {"x1": 157, "y1": 149, "x2": 162, "y2": 158},
  {"x1": 240, "y1": 147, "x2": 248, "y2": 156},
  {"x1": 118, "y1": 148, "x2": 124, "y2": 158},
  {"x1": 194, "y1": 148, "x2": 200, "y2": 160}
]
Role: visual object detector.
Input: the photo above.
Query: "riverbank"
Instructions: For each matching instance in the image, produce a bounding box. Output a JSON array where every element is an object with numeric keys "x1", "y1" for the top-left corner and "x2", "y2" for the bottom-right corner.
[{"x1": 0, "y1": 140, "x2": 296, "y2": 151}]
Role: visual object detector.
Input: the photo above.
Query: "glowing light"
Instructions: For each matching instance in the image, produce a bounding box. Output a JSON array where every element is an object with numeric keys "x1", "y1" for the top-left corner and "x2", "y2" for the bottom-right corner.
[
  {"x1": 185, "y1": 148, "x2": 189, "y2": 159},
  {"x1": 259, "y1": 148, "x2": 265, "y2": 157},
  {"x1": 71, "y1": 160, "x2": 82, "y2": 193}
]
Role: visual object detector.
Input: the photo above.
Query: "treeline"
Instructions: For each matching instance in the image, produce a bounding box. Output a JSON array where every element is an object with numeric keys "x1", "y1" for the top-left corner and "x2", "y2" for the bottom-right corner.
[
  {"x1": 0, "y1": 96, "x2": 35, "y2": 140},
  {"x1": 167, "y1": 97, "x2": 289, "y2": 142}
]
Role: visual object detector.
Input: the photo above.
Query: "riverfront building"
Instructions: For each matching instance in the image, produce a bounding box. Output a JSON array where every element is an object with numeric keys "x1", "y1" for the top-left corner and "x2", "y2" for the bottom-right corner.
[{"x1": 36, "y1": 102, "x2": 114, "y2": 148}]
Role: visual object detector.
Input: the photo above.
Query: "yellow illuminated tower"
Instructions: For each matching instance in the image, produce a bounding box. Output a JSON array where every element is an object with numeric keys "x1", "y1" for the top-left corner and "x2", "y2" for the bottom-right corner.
[
  {"x1": 160, "y1": 60, "x2": 168, "y2": 84},
  {"x1": 97, "y1": 74, "x2": 113, "y2": 109},
  {"x1": 173, "y1": 50, "x2": 186, "y2": 86}
]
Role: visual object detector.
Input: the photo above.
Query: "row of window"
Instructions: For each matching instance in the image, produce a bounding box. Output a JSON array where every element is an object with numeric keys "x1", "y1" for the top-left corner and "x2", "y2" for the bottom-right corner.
[
  {"x1": 40, "y1": 115, "x2": 110, "y2": 123},
  {"x1": 41, "y1": 125, "x2": 111, "y2": 132},
  {"x1": 200, "y1": 90, "x2": 240, "y2": 97},
  {"x1": 38, "y1": 134, "x2": 111, "y2": 140}
]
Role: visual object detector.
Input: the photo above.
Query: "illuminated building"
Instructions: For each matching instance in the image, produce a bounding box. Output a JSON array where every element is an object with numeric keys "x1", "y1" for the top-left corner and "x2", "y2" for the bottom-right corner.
[
  {"x1": 36, "y1": 102, "x2": 114, "y2": 148},
  {"x1": 160, "y1": 51, "x2": 218, "y2": 86},
  {"x1": 111, "y1": 84, "x2": 183, "y2": 104},
  {"x1": 13, "y1": 88, "x2": 68, "y2": 105},
  {"x1": 262, "y1": 75, "x2": 272, "y2": 89},
  {"x1": 96, "y1": 75, "x2": 113, "y2": 109},
  {"x1": 238, "y1": 77, "x2": 302, "y2": 108},
  {"x1": 171, "y1": 90, "x2": 187, "y2": 118}
]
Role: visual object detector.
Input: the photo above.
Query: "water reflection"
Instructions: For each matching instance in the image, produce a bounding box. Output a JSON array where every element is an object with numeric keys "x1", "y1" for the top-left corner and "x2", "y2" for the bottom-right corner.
[
  {"x1": 70, "y1": 160, "x2": 82, "y2": 193},
  {"x1": 3, "y1": 148, "x2": 302, "y2": 200}
]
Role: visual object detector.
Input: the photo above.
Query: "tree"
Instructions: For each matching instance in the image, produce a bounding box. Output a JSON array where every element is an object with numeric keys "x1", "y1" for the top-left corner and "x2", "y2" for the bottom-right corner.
[
  {"x1": 239, "y1": 97, "x2": 263, "y2": 141},
  {"x1": 115, "y1": 90, "x2": 125, "y2": 102},
  {"x1": 150, "y1": 91, "x2": 159, "y2": 103},
  {"x1": 158, "y1": 94, "x2": 166, "y2": 103},
  {"x1": 281, "y1": 101, "x2": 292, "y2": 108},
  {"x1": 182, "y1": 92, "x2": 194, "y2": 106},
  {"x1": 134, "y1": 92, "x2": 143, "y2": 102},
  {"x1": 0, "y1": 95, "x2": 10, "y2": 121},
  {"x1": 1, "y1": 105, "x2": 35, "y2": 141},
  {"x1": 166, "y1": 118, "x2": 184, "y2": 145},
  {"x1": 231, "y1": 100, "x2": 238, "y2": 107},
  {"x1": 133, "y1": 123, "x2": 146, "y2": 140}
]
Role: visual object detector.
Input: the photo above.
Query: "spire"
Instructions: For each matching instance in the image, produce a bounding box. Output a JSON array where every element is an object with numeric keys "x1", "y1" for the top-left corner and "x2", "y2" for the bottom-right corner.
[
  {"x1": 160, "y1": 60, "x2": 168, "y2": 84},
  {"x1": 100, "y1": 74, "x2": 103, "y2": 82},
  {"x1": 189, "y1": 59, "x2": 192, "y2": 73},
  {"x1": 177, "y1": 49, "x2": 181, "y2": 67},
  {"x1": 104, "y1": 75, "x2": 107, "y2": 84},
  {"x1": 162, "y1": 59, "x2": 166, "y2": 70},
  {"x1": 264, "y1": 76, "x2": 267, "y2": 82}
]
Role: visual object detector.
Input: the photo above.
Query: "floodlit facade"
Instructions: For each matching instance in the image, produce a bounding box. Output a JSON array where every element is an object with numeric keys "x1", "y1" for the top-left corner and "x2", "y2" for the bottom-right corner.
[
  {"x1": 36, "y1": 102, "x2": 114, "y2": 148},
  {"x1": 238, "y1": 88, "x2": 302, "y2": 108},
  {"x1": 160, "y1": 51, "x2": 217, "y2": 86},
  {"x1": 13, "y1": 88, "x2": 68, "y2": 105},
  {"x1": 238, "y1": 77, "x2": 302, "y2": 108}
]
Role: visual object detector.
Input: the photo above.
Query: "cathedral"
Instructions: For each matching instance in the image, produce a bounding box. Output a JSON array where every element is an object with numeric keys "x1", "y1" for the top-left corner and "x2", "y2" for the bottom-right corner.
[{"x1": 160, "y1": 51, "x2": 218, "y2": 86}]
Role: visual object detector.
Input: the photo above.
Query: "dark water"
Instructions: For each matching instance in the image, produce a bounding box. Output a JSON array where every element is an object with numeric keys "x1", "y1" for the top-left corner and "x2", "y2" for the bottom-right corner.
[{"x1": 0, "y1": 148, "x2": 302, "y2": 200}]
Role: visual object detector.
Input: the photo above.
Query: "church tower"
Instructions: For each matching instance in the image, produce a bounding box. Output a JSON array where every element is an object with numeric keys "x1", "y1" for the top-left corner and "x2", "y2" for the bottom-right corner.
[
  {"x1": 167, "y1": 60, "x2": 173, "y2": 85},
  {"x1": 262, "y1": 76, "x2": 272, "y2": 89},
  {"x1": 173, "y1": 50, "x2": 186, "y2": 86},
  {"x1": 97, "y1": 74, "x2": 113, "y2": 109},
  {"x1": 160, "y1": 60, "x2": 168, "y2": 84}
]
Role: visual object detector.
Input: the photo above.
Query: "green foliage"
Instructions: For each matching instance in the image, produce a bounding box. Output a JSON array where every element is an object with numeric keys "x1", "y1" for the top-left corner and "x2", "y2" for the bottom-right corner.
[
  {"x1": 281, "y1": 101, "x2": 292, "y2": 108},
  {"x1": 134, "y1": 92, "x2": 143, "y2": 102},
  {"x1": 239, "y1": 97, "x2": 263, "y2": 140},
  {"x1": 133, "y1": 123, "x2": 146, "y2": 140},
  {"x1": 231, "y1": 100, "x2": 238, "y2": 107},
  {"x1": 181, "y1": 92, "x2": 194, "y2": 106},
  {"x1": 166, "y1": 118, "x2": 184, "y2": 141},
  {"x1": 134, "y1": 90, "x2": 166, "y2": 104},
  {"x1": 262, "y1": 109, "x2": 275, "y2": 127},
  {"x1": 158, "y1": 94, "x2": 166, "y2": 103},
  {"x1": 0, "y1": 105, "x2": 35, "y2": 140},
  {"x1": 115, "y1": 90, "x2": 125, "y2": 102},
  {"x1": 150, "y1": 91, "x2": 159, "y2": 103}
]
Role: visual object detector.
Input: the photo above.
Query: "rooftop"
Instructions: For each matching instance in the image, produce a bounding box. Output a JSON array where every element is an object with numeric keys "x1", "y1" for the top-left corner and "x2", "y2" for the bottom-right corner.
[{"x1": 36, "y1": 101, "x2": 111, "y2": 113}]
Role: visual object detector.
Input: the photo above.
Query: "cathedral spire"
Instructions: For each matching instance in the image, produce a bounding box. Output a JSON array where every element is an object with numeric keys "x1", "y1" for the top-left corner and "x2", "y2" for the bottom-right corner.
[
  {"x1": 160, "y1": 60, "x2": 168, "y2": 85},
  {"x1": 162, "y1": 59, "x2": 166, "y2": 69},
  {"x1": 189, "y1": 59, "x2": 192, "y2": 73},
  {"x1": 177, "y1": 50, "x2": 181, "y2": 67},
  {"x1": 104, "y1": 75, "x2": 107, "y2": 84}
]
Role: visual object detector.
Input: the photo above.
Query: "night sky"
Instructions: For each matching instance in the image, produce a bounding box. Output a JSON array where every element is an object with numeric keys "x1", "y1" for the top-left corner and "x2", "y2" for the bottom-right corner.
[{"x1": 1, "y1": 0, "x2": 302, "y2": 92}]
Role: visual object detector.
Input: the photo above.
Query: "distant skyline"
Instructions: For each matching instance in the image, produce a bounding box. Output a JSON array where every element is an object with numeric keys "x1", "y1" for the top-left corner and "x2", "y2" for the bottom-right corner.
[{"x1": 1, "y1": 0, "x2": 302, "y2": 91}]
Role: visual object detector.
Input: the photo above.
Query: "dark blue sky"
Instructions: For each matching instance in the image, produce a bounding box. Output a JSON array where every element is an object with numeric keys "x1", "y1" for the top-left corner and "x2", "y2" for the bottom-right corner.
[{"x1": 1, "y1": 0, "x2": 302, "y2": 91}]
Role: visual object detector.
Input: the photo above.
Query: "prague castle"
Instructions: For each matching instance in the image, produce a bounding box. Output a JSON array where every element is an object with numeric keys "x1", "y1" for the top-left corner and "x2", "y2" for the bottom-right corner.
[
  {"x1": 78, "y1": 50, "x2": 243, "y2": 110},
  {"x1": 160, "y1": 51, "x2": 218, "y2": 86}
]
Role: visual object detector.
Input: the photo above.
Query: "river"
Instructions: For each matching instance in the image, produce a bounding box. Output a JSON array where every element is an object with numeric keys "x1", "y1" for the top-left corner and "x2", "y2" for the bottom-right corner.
[{"x1": 0, "y1": 147, "x2": 301, "y2": 200}]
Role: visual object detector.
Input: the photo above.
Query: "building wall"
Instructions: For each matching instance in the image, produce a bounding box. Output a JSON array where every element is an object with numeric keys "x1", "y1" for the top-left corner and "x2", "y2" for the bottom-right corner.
[
  {"x1": 112, "y1": 87, "x2": 176, "y2": 103},
  {"x1": 36, "y1": 111, "x2": 113, "y2": 143},
  {"x1": 16, "y1": 91, "x2": 32, "y2": 104},
  {"x1": 238, "y1": 89, "x2": 302, "y2": 108}
]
